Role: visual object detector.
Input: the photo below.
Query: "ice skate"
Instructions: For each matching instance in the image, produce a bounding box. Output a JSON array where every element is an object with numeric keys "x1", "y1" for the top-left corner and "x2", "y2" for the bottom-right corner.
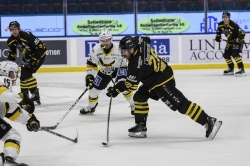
[
  {"x1": 235, "y1": 68, "x2": 246, "y2": 77},
  {"x1": 223, "y1": 68, "x2": 234, "y2": 75},
  {"x1": 30, "y1": 88, "x2": 41, "y2": 105},
  {"x1": 128, "y1": 123, "x2": 147, "y2": 138},
  {"x1": 205, "y1": 116, "x2": 222, "y2": 140},
  {"x1": 0, "y1": 153, "x2": 28, "y2": 166},
  {"x1": 79, "y1": 103, "x2": 98, "y2": 115}
]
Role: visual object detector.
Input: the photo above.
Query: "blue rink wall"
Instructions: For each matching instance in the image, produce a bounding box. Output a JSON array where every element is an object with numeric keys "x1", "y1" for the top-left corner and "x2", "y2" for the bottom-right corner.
[{"x1": 1, "y1": 34, "x2": 250, "y2": 72}]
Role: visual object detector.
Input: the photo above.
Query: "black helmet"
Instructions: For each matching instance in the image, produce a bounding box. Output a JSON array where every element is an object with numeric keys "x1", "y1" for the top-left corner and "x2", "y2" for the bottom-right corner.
[
  {"x1": 222, "y1": 11, "x2": 230, "y2": 17},
  {"x1": 9, "y1": 21, "x2": 20, "y2": 29},
  {"x1": 119, "y1": 36, "x2": 136, "y2": 50}
]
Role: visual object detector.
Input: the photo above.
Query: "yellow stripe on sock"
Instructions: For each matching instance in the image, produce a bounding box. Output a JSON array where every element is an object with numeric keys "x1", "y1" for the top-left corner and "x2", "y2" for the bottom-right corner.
[
  {"x1": 185, "y1": 103, "x2": 194, "y2": 115},
  {"x1": 193, "y1": 108, "x2": 203, "y2": 121}
]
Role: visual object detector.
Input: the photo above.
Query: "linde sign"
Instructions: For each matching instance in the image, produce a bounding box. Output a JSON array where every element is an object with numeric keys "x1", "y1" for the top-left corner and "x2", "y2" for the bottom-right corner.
[
  {"x1": 182, "y1": 35, "x2": 250, "y2": 63},
  {"x1": 189, "y1": 39, "x2": 224, "y2": 60}
]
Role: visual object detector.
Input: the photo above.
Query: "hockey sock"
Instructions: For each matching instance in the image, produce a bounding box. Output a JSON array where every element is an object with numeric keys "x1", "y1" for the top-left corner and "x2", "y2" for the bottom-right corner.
[
  {"x1": 89, "y1": 96, "x2": 98, "y2": 108},
  {"x1": 185, "y1": 102, "x2": 208, "y2": 126},
  {"x1": 20, "y1": 76, "x2": 37, "y2": 94},
  {"x1": 225, "y1": 58, "x2": 234, "y2": 68},
  {"x1": 234, "y1": 56, "x2": 244, "y2": 69}
]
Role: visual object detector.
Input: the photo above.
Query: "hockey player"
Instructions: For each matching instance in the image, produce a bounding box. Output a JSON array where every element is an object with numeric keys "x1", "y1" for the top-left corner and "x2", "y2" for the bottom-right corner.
[
  {"x1": 7, "y1": 21, "x2": 48, "y2": 105},
  {"x1": 79, "y1": 29, "x2": 135, "y2": 115},
  {"x1": 0, "y1": 60, "x2": 40, "y2": 166},
  {"x1": 215, "y1": 11, "x2": 246, "y2": 76},
  {"x1": 106, "y1": 36, "x2": 222, "y2": 139}
]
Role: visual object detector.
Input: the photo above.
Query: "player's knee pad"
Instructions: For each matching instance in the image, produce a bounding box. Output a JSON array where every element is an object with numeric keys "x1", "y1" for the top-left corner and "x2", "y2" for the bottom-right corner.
[
  {"x1": 223, "y1": 53, "x2": 230, "y2": 59},
  {"x1": 0, "y1": 102, "x2": 9, "y2": 118},
  {"x1": 161, "y1": 97, "x2": 178, "y2": 111},
  {"x1": 2, "y1": 128, "x2": 21, "y2": 161},
  {"x1": 133, "y1": 89, "x2": 149, "y2": 102},
  {"x1": 157, "y1": 85, "x2": 189, "y2": 113},
  {"x1": 1, "y1": 128, "x2": 22, "y2": 142},
  {"x1": 20, "y1": 69, "x2": 33, "y2": 81},
  {"x1": 89, "y1": 87, "x2": 101, "y2": 98},
  {"x1": 232, "y1": 54, "x2": 241, "y2": 59},
  {"x1": 88, "y1": 88, "x2": 101, "y2": 104},
  {"x1": 0, "y1": 118, "x2": 12, "y2": 140}
]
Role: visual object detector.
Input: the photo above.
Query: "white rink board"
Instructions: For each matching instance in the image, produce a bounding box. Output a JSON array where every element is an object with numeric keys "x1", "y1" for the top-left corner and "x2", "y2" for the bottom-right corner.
[
  {"x1": 1, "y1": 34, "x2": 250, "y2": 66},
  {"x1": 76, "y1": 35, "x2": 179, "y2": 65}
]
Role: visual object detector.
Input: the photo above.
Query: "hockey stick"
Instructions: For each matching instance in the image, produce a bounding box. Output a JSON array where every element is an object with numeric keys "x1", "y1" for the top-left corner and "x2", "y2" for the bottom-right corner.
[
  {"x1": 102, "y1": 97, "x2": 112, "y2": 146},
  {"x1": 40, "y1": 88, "x2": 89, "y2": 130},
  {"x1": 102, "y1": 59, "x2": 125, "y2": 147},
  {"x1": 40, "y1": 128, "x2": 78, "y2": 143}
]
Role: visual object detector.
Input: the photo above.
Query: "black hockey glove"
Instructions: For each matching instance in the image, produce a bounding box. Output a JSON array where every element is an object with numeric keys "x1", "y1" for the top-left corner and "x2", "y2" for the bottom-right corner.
[
  {"x1": 235, "y1": 38, "x2": 244, "y2": 44},
  {"x1": 28, "y1": 57, "x2": 38, "y2": 73},
  {"x1": 26, "y1": 114, "x2": 40, "y2": 132},
  {"x1": 18, "y1": 92, "x2": 35, "y2": 114},
  {"x1": 106, "y1": 86, "x2": 120, "y2": 98},
  {"x1": 85, "y1": 74, "x2": 94, "y2": 89},
  {"x1": 215, "y1": 37, "x2": 221, "y2": 42}
]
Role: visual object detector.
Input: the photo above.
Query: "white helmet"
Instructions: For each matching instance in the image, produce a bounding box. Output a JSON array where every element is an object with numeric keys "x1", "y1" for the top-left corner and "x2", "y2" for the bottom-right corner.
[
  {"x1": 99, "y1": 29, "x2": 112, "y2": 41},
  {"x1": 0, "y1": 60, "x2": 19, "y2": 81}
]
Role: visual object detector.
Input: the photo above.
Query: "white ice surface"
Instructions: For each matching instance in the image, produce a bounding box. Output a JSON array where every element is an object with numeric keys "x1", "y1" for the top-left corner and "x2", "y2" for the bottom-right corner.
[{"x1": 2, "y1": 69, "x2": 250, "y2": 166}]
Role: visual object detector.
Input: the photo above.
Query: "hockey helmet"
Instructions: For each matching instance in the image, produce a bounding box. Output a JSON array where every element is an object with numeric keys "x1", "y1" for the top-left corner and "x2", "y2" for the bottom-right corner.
[
  {"x1": 222, "y1": 11, "x2": 230, "y2": 18},
  {"x1": 0, "y1": 61, "x2": 19, "y2": 81},
  {"x1": 9, "y1": 21, "x2": 20, "y2": 30},
  {"x1": 99, "y1": 29, "x2": 112, "y2": 41},
  {"x1": 119, "y1": 36, "x2": 136, "y2": 50}
]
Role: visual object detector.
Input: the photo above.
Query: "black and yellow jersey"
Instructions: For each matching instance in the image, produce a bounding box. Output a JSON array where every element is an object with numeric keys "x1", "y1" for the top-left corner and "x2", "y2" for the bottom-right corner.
[
  {"x1": 216, "y1": 20, "x2": 245, "y2": 43},
  {"x1": 119, "y1": 39, "x2": 174, "y2": 92},
  {"x1": 7, "y1": 31, "x2": 47, "y2": 61}
]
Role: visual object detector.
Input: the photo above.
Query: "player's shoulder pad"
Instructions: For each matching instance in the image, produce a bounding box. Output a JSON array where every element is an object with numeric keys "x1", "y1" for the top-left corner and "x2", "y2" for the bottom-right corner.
[
  {"x1": 7, "y1": 36, "x2": 15, "y2": 45},
  {"x1": 218, "y1": 21, "x2": 224, "y2": 26},
  {"x1": 112, "y1": 42, "x2": 119, "y2": 49},
  {"x1": 91, "y1": 43, "x2": 102, "y2": 54},
  {"x1": 20, "y1": 30, "x2": 35, "y2": 38}
]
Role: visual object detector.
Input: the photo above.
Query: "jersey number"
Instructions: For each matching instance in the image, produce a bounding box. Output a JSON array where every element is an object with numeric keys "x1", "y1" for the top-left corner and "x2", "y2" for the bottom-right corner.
[
  {"x1": 4, "y1": 78, "x2": 10, "y2": 88},
  {"x1": 148, "y1": 48, "x2": 166, "y2": 72}
]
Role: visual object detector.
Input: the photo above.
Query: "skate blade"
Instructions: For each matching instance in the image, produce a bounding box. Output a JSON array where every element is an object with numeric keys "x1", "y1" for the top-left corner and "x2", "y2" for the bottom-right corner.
[
  {"x1": 208, "y1": 120, "x2": 222, "y2": 140},
  {"x1": 128, "y1": 131, "x2": 147, "y2": 138},
  {"x1": 235, "y1": 73, "x2": 246, "y2": 77},
  {"x1": 79, "y1": 112, "x2": 95, "y2": 115},
  {"x1": 223, "y1": 73, "x2": 234, "y2": 75}
]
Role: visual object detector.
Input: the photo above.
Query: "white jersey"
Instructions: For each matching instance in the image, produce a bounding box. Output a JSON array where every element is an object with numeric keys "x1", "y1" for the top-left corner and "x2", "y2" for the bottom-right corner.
[
  {"x1": 0, "y1": 76, "x2": 30, "y2": 124},
  {"x1": 87, "y1": 42, "x2": 127, "y2": 76},
  {"x1": 0, "y1": 76, "x2": 21, "y2": 104}
]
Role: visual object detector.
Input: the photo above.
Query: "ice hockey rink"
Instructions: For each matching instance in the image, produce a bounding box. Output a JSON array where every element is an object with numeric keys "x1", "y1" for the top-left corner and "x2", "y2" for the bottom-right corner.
[{"x1": 2, "y1": 69, "x2": 250, "y2": 166}]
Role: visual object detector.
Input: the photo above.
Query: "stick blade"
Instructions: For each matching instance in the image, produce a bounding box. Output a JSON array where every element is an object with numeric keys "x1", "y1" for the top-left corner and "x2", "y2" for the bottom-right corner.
[
  {"x1": 74, "y1": 128, "x2": 78, "y2": 143},
  {"x1": 102, "y1": 142, "x2": 109, "y2": 147}
]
